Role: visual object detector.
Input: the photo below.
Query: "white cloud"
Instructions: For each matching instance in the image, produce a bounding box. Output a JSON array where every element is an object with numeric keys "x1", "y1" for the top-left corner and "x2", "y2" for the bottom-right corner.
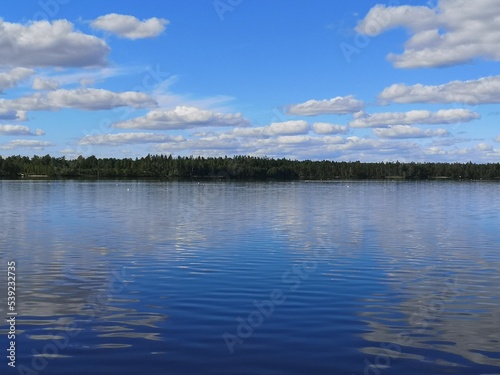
[
  {"x1": 275, "y1": 135, "x2": 319, "y2": 144},
  {"x1": 323, "y1": 135, "x2": 345, "y2": 144},
  {"x1": 155, "y1": 135, "x2": 241, "y2": 154},
  {"x1": 79, "y1": 133, "x2": 185, "y2": 146},
  {"x1": 91, "y1": 14, "x2": 169, "y2": 40},
  {"x1": 350, "y1": 109, "x2": 479, "y2": 128},
  {"x1": 0, "y1": 20, "x2": 109, "y2": 67},
  {"x1": 0, "y1": 88, "x2": 156, "y2": 111},
  {"x1": 0, "y1": 139, "x2": 52, "y2": 150},
  {"x1": 269, "y1": 120, "x2": 309, "y2": 135},
  {"x1": 424, "y1": 147, "x2": 447, "y2": 156},
  {"x1": 495, "y1": 135, "x2": 500, "y2": 143},
  {"x1": 476, "y1": 143, "x2": 493, "y2": 152},
  {"x1": 357, "y1": 0, "x2": 500, "y2": 68},
  {"x1": 230, "y1": 127, "x2": 268, "y2": 138},
  {"x1": 0, "y1": 124, "x2": 44, "y2": 136},
  {"x1": 312, "y1": 122, "x2": 348, "y2": 134},
  {"x1": 0, "y1": 68, "x2": 34, "y2": 92},
  {"x1": 150, "y1": 127, "x2": 500, "y2": 162},
  {"x1": 217, "y1": 121, "x2": 309, "y2": 139},
  {"x1": 285, "y1": 95, "x2": 364, "y2": 116},
  {"x1": 32, "y1": 77, "x2": 60, "y2": 91},
  {"x1": 374, "y1": 125, "x2": 449, "y2": 139},
  {"x1": 379, "y1": 76, "x2": 500, "y2": 105},
  {"x1": 356, "y1": 5, "x2": 438, "y2": 37},
  {"x1": 148, "y1": 123, "x2": 500, "y2": 161},
  {"x1": 113, "y1": 106, "x2": 250, "y2": 130},
  {"x1": 335, "y1": 136, "x2": 386, "y2": 151}
]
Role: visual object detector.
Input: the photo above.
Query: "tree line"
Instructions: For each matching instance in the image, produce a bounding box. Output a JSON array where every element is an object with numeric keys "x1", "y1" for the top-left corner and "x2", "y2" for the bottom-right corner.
[{"x1": 1, "y1": 154, "x2": 500, "y2": 180}]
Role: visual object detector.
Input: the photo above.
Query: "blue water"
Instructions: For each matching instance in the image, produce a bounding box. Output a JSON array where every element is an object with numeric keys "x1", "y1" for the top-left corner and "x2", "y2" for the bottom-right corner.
[{"x1": 1, "y1": 180, "x2": 499, "y2": 374}]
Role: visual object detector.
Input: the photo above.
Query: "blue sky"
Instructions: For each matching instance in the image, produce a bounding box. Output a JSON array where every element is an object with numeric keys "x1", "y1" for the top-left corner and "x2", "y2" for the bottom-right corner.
[{"x1": 0, "y1": 0, "x2": 499, "y2": 162}]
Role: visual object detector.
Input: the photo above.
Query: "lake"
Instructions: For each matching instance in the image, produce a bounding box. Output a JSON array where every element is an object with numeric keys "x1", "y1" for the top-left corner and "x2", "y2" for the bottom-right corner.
[{"x1": 1, "y1": 180, "x2": 500, "y2": 374}]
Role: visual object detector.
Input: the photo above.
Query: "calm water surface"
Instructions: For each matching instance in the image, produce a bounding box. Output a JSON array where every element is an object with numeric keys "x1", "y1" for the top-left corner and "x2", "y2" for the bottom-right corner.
[{"x1": 1, "y1": 180, "x2": 499, "y2": 374}]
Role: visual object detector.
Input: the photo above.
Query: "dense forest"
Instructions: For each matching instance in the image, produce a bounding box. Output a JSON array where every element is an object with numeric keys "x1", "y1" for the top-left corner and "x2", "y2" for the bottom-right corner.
[{"x1": 1, "y1": 154, "x2": 500, "y2": 180}]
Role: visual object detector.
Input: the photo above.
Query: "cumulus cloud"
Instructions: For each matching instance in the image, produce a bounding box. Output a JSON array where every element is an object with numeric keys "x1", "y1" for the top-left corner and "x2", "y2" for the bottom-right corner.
[
  {"x1": 285, "y1": 95, "x2": 364, "y2": 116},
  {"x1": 0, "y1": 139, "x2": 52, "y2": 150},
  {"x1": 113, "y1": 106, "x2": 250, "y2": 130},
  {"x1": 356, "y1": 0, "x2": 500, "y2": 68},
  {"x1": 350, "y1": 109, "x2": 479, "y2": 128},
  {"x1": 0, "y1": 20, "x2": 109, "y2": 67},
  {"x1": 32, "y1": 77, "x2": 60, "y2": 91},
  {"x1": 312, "y1": 122, "x2": 348, "y2": 134},
  {"x1": 476, "y1": 143, "x2": 493, "y2": 152},
  {"x1": 79, "y1": 132, "x2": 185, "y2": 146},
  {"x1": 0, "y1": 88, "x2": 156, "y2": 111},
  {"x1": 373, "y1": 125, "x2": 449, "y2": 139},
  {"x1": 155, "y1": 134, "x2": 241, "y2": 154},
  {"x1": 495, "y1": 135, "x2": 500, "y2": 143},
  {"x1": 0, "y1": 68, "x2": 34, "y2": 92},
  {"x1": 224, "y1": 121, "x2": 309, "y2": 139},
  {"x1": 379, "y1": 76, "x2": 500, "y2": 105},
  {"x1": 275, "y1": 135, "x2": 319, "y2": 145},
  {"x1": 230, "y1": 127, "x2": 268, "y2": 138},
  {"x1": 336, "y1": 136, "x2": 386, "y2": 151},
  {"x1": 269, "y1": 120, "x2": 309, "y2": 135},
  {"x1": 0, "y1": 124, "x2": 44, "y2": 136},
  {"x1": 91, "y1": 14, "x2": 169, "y2": 39},
  {"x1": 424, "y1": 147, "x2": 447, "y2": 156}
]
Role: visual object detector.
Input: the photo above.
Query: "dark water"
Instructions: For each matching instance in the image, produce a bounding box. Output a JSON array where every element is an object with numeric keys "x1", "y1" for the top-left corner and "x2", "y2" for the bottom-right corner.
[{"x1": 1, "y1": 180, "x2": 500, "y2": 375}]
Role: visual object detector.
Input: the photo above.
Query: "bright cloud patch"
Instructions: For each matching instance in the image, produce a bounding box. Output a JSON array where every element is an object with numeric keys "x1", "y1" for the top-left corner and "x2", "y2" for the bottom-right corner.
[
  {"x1": 0, "y1": 139, "x2": 52, "y2": 150},
  {"x1": 0, "y1": 124, "x2": 44, "y2": 136},
  {"x1": 357, "y1": 0, "x2": 500, "y2": 68},
  {"x1": 285, "y1": 95, "x2": 364, "y2": 116},
  {"x1": 379, "y1": 76, "x2": 500, "y2": 105},
  {"x1": 312, "y1": 122, "x2": 348, "y2": 134},
  {"x1": 0, "y1": 88, "x2": 156, "y2": 111},
  {"x1": 79, "y1": 133, "x2": 185, "y2": 146},
  {"x1": 227, "y1": 121, "x2": 309, "y2": 138},
  {"x1": 113, "y1": 106, "x2": 250, "y2": 130},
  {"x1": 32, "y1": 77, "x2": 60, "y2": 91},
  {"x1": 0, "y1": 20, "x2": 109, "y2": 67},
  {"x1": 275, "y1": 135, "x2": 320, "y2": 145},
  {"x1": 91, "y1": 14, "x2": 169, "y2": 39},
  {"x1": 350, "y1": 109, "x2": 479, "y2": 128},
  {"x1": 374, "y1": 125, "x2": 449, "y2": 139},
  {"x1": 0, "y1": 68, "x2": 34, "y2": 93},
  {"x1": 269, "y1": 120, "x2": 309, "y2": 135}
]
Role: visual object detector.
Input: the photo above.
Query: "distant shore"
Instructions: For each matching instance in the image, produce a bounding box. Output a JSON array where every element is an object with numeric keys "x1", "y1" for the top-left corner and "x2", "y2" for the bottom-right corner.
[{"x1": 1, "y1": 154, "x2": 499, "y2": 181}]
